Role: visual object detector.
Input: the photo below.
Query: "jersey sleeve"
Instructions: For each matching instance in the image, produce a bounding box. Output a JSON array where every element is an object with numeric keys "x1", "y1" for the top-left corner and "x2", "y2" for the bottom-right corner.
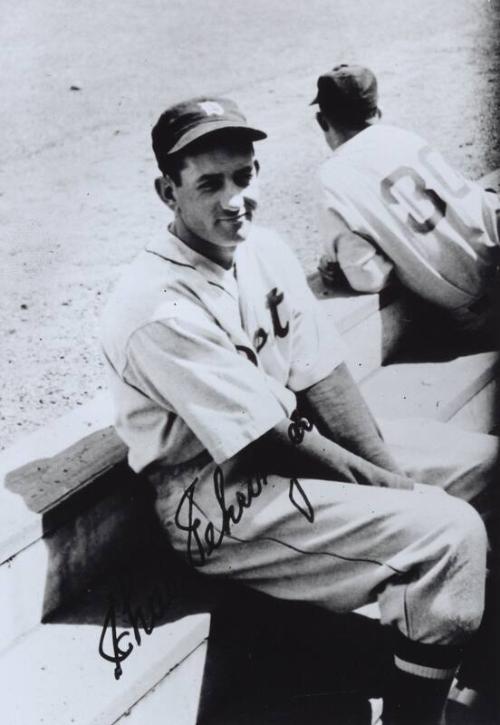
[
  {"x1": 123, "y1": 309, "x2": 295, "y2": 465},
  {"x1": 336, "y1": 232, "x2": 394, "y2": 293},
  {"x1": 318, "y1": 176, "x2": 394, "y2": 293},
  {"x1": 318, "y1": 180, "x2": 370, "y2": 256}
]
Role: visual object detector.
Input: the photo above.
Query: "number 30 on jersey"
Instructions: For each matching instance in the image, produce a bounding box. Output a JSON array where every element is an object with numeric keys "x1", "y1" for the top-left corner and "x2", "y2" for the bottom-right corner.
[{"x1": 380, "y1": 146, "x2": 476, "y2": 238}]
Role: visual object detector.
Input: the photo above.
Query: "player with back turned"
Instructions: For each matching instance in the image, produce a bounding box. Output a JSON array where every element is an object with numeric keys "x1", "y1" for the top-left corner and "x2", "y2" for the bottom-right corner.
[
  {"x1": 100, "y1": 95, "x2": 498, "y2": 724},
  {"x1": 313, "y1": 64, "x2": 500, "y2": 335},
  {"x1": 312, "y1": 63, "x2": 500, "y2": 718}
]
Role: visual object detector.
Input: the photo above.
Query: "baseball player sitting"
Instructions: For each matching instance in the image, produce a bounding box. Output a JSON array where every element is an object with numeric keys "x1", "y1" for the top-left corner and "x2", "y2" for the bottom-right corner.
[
  {"x1": 313, "y1": 64, "x2": 500, "y2": 335},
  {"x1": 100, "y1": 96, "x2": 498, "y2": 724}
]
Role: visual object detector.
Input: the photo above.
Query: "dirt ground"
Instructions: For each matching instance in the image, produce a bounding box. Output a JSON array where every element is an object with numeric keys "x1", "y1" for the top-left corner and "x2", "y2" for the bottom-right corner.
[{"x1": 1, "y1": 0, "x2": 499, "y2": 449}]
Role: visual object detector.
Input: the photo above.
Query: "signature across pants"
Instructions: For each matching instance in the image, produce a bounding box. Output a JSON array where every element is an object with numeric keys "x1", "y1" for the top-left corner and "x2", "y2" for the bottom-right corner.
[{"x1": 151, "y1": 418, "x2": 497, "y2": 646}]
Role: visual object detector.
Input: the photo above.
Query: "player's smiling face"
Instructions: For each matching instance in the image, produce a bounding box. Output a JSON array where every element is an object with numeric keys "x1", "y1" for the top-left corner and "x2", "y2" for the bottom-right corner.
[{"x1": 169, "y1": 141, "x2": 259, "y2": 264}]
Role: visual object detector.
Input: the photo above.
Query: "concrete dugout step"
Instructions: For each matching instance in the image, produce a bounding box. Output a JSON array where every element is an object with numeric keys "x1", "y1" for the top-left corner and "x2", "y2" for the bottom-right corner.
[
  {"x1": 1, "y1": 549, "x2": 390, "y2": 725},
  {"x1": 308, "y1": 273, "x2": 410, "y2": 381},
  {"x1": 0, "y1": 409, "x2": 134, "y2": 652},
  {"x1": 0, "y1": 400, "x2": 107, "y2": 648},
  {"x1": 1, "y1": 515, "x2": 215, "y2": 724},
  {"x1": 0, "y1": 412, "x2": 218, "y2": 661},
  {"x1": 115, "y1": 642, "x2": 207, "y2": 725},
  {"x1": 0, "y1": 604, "x2": 208, "y2": 725},
  {"x1": 361, "y1": 349, "x2": 499, "y2": 431},
  {"x1": 0, "y1": 393, "x2": 214, "y2": 653}
]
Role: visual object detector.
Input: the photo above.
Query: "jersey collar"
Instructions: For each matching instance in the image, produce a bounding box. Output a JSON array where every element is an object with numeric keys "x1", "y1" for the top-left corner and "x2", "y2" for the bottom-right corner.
[{"x1": 146, "y1": 227, "x2": 243, "y2": 297}]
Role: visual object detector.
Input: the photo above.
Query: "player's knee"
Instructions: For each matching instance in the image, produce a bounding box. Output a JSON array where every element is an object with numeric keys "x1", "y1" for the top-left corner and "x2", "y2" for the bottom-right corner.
[
  {"x1": 443, "y1": 496, "x2": 487, "y2": 555},
  {"x1": 438, "y1": 499, "x2": 487, "y2": 636},
  {"x1": 405, "y1": 488, "x2": 485, "y2": 548}
]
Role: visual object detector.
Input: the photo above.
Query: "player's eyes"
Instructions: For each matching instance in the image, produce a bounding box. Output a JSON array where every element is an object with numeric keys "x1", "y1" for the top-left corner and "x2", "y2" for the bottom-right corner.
[
  {"x1": 234, "y1": 171, "x2": 254, "y2": 187},
  {"x1": 198, "y1": 179, "x2": 222, "y2": 192},
  {"x1": 197, "y1": 169, "x2": 254, "y2": 192}
]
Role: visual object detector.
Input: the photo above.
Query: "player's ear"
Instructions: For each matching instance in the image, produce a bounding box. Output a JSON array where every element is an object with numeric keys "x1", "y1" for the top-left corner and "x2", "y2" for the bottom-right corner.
[
  {"x1": 155, "y1": 176, "x2": 177, "y2": 211},
  {"x1": 316, "y1": 111, "x2": 330, "y2": 133},
  {"x1": 254, "y1": 159, "x2": 260, "y2": 175}
]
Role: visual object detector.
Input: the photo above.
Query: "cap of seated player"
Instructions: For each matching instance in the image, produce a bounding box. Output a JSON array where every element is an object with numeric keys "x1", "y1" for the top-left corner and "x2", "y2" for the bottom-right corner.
[
  {"x1": 152, "y1": 96, "x2": 267, "y2": 164},
  {"x1": 311, "y1": 64, "x2": 380, "y2": 127}
]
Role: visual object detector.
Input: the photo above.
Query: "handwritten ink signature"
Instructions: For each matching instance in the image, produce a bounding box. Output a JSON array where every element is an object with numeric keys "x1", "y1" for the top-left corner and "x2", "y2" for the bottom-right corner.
[
  {"x1": 175, "y1": 410, "x2": 315, "y2": 567},
  {"x1": 98, "y1": 582, "x2": 169, "y2": 680},
  {"x1": 99, "y1": 411, "x2": 316, "y2": 680},
  {"x1": 288, "y1": 409, "x2": 313, "y2": 445}
]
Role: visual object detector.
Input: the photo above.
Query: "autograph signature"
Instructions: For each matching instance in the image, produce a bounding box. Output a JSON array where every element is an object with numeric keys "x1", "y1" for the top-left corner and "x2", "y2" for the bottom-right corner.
[
  {"x1": 174, "y1": 467, "x2": 314, "y2": 567},
  {"x1": 175, "y1": 410, "x2": 315, "y2": 567},
  {"x1": 99, "y1": 410, "x2": 314, "y2": 679},
  {"x1": 98, "y1": 581, "x2": 169, "y2": 680}
]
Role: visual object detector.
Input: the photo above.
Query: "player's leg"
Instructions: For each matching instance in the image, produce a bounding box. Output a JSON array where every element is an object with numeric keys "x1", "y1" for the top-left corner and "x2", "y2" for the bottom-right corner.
[
  {"x1": 151, "y1": 464, "x2": 488, "y2": 724},
  {"x1": 378, "y1": 417, "x2": 498, "y2": 511},
  {"x1": 378, "y1": 416, "x2": 499, "y2": 719}
]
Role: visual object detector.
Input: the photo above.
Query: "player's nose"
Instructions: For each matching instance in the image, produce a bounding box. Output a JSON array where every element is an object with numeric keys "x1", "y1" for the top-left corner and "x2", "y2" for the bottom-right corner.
[{"x1": 223, "y1": 186, "x2": 245, "y2": 211}]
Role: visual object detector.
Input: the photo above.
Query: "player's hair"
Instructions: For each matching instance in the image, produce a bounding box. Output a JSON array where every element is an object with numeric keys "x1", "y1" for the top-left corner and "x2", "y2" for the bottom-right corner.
[
  {"x1": 319, "y1": 104, "x2": 372, "y2": 133},
  {"x1": 158, "y1": 153, "x2": 185, "y2": 186},
  {"x1": 153, "y1": 130, "x2": 255, "y2": 185}
]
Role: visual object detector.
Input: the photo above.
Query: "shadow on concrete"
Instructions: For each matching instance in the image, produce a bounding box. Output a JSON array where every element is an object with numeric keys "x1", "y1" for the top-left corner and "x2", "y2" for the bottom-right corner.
[
  {"x1": 47, "y1": 501, "x2": 392, "y2": 725},
  {"x1": 397, "y1": 291, "x2": 499, "y2": 364},
  {"x1": 5, "y1": 453, "x2": 391, "y2": 724}
]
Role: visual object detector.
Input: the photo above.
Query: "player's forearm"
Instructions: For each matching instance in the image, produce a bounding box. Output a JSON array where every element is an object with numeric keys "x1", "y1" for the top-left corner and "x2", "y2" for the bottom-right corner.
[
  {"x1": 297, "y1": 363, "x2": 404, "y2": 475},
  {"x1": 243, "y1": 418, "x2": 414, "y2": 490}
]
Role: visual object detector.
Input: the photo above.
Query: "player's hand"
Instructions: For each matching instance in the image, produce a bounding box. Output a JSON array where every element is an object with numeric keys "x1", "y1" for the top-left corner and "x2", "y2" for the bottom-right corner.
[
  {"x1": 372, "y1": 470, "x2": 415, "y2": 490},
  {"x1": 318, "y1": 255, "x2": 348, "y2": 288}
]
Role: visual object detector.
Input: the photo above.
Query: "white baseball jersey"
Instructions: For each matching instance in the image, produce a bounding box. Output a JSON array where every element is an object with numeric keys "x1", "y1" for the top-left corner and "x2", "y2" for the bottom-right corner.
[
  {"x1": 318, "y1": 123, "x2": 500, "y2": 311},
  {"x1": 100, "y1": 225, "x2": 343, "y2": 474}
]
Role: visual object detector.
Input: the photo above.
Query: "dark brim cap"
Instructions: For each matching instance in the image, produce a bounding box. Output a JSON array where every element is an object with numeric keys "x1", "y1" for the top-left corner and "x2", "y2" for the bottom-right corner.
[
  {"x1": 169, "y1": 117, "x2": 267, "y2": 154},
  {"x1": 311, "y1": 64, "x2": 379, "y2": 124},
  {"x1": 153, "y1": 97, "x2": 267, "y2": 160}
]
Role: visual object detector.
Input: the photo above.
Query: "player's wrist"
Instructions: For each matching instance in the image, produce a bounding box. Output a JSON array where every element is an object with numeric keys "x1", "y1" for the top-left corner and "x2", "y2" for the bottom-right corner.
[
  {"x1": 388, "y1": 474, "x2": 415, "y2": 490},
  {"x1": 318, "y1": 255, "x2": 347, "y2": 288}
]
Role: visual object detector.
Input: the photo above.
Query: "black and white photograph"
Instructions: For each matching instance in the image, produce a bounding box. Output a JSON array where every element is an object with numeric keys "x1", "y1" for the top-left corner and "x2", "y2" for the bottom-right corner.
[{"x1": 1, "y1": 1, "x2": 499, "y2": 723}]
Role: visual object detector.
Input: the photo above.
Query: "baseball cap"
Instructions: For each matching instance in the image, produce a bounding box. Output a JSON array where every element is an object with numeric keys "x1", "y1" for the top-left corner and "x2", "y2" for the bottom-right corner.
[
  {"x1": 152, "y1": 96, "x2": 267, "y2": 160},
  {"x1": 311, "y1": 64, "x2": 379, "y2": 126}
]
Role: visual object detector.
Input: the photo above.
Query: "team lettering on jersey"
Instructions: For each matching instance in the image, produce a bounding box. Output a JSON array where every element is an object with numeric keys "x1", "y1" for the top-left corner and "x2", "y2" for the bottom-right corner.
[
  {"x1": 236, "y1": 286, "x2": 290, "y2": 365},
  {"x1": 267, "y1": 287, "x2": 290, "y2": 337}
]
